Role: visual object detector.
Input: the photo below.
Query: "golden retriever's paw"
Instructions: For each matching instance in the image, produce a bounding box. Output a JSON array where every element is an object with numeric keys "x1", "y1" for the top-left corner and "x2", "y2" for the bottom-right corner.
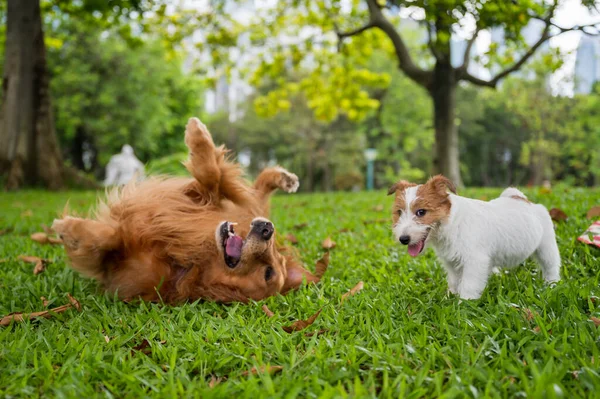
[
  {"x1": 51, "y1": 217, "x2": 80, "y2": 249},
  {"x1": 185, "y1": 117, "x2": 214, "y2": 150},
  {"x1": 276, "y1": 167, "x2": 299, "y2": 193}
]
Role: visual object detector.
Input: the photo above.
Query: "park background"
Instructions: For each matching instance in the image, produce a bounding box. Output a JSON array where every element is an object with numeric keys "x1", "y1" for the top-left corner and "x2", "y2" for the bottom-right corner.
[
  {"x1": 1, "y1": 0, "x2": 599, "y2": 191},
  {"x1": 1, "y1": 1, "x2": 600, "y2": 398}
]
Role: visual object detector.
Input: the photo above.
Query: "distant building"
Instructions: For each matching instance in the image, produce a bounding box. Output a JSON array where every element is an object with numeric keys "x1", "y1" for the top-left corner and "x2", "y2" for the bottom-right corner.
[{"x1": 574, "y1": 36, "x2": 600, "y2": 94}]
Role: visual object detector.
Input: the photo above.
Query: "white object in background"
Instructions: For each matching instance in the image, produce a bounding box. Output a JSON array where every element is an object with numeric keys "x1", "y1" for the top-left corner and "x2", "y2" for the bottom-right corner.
[{"x1": 103, "y1": 145, "x2": 145, "y2": 186}]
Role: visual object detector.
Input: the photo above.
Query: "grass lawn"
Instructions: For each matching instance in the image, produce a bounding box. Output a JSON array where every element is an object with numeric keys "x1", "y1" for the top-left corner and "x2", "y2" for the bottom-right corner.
[{"x1": 1, "y1": 186, "x2": 600, "y2": 398}]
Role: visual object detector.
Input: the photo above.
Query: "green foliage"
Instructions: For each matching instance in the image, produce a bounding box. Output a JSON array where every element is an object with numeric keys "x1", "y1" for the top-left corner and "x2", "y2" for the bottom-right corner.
[
  {"x1": 1, "y1": 187, "x2": 600, "y2": 396},
  {"x1": 41, "y1": 1, "x2": 204, "y2": 171}
]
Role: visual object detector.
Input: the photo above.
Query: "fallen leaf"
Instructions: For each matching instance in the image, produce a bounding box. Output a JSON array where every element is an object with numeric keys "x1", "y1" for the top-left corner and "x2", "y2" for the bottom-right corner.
[
  {"x1": 539, "y1": 187, "x2": 552, "y2": 195},
  {"x1": 304, "y1": 328, "x2": 328, "y2": 337},
  {"x1": 21, "y1": 210, "x2": 33, "y2": 217},
  {"x1": 549, "y1": 208, "x2": 568, "y2": 222},
  {"x1": 40, "y1": 297, "x2": 49, "y2": 307},
  {"x1": 292, "y1": 223, "x2": 308, "y2": 230},
  {"x1": 18, "y1": 255, "x2": 42, "y2": 263},
  {"x1": 0, "y1": 294, "x2": 81, "y2": 327},
  {"x1": 262, "y1": 304, "x2": 274, "y2": 318},
  {"x1": 285, "y1": 233, "x2": 298, "y2": 244},
  {"x1": 339, "y1": 228, "x2": 351, "y2": 233},
  {"x1": 322, "y1": 237, "x2": 336, "y2": 249},
  {"x1": 372, "y1": 205, "x2": 384, "y2": 212},
  {"x1": 104, "y1": 335, "x2": 110, "y2": 343},
  {"x1": 31, "y1": 232, "x2": 49, "y2": 244},
  {"x1": 241, "y1": 365, "x2": 283, "y2": 376},
  {"x1": 67, "y1": 293, "x2": 81, "y2": 311},
  {"x1": 282, "y1": 308, "x2": 322, "y2": 333},
  {"x1": 523, "y1": 308, "x2": 537, "y2": 321},
  {"x1": 209, "y1": 375, "x2": 224, "y2": 388},
  {"x1": 590, "y1": 316, "x2": 600, "y2": 327},
  {"x1": 532, "y1": 326, "x2": 541, "y2": 333},
  {"x1": 33, "y1": 260, "x2": 46, "y2": 275},
  {"x1": 587, "y1": 206, "x2": 600, "y2": 219},
  {"x1": 341, "y1": 281, "x2": 364, "y2": 302},
  {"x1": 131, "y1": 339, "x2": 151, "y2": 355},
  {"x1": 30, "y1": 232, "x2": 62, "y2": 245},
  {"x1": 572, "y1": 370, "x2": 580, "y2": 379},
  {"x1": 314, "y1": 252, "x2": 329, "y2": 278}
]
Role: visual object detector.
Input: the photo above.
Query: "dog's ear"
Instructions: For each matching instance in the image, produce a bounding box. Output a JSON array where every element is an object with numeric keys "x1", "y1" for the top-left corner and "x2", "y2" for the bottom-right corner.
[
  {"x1": 427, "y1": 175, "x2": 457, "y2": 195},
  {"x1": 387, "y1": 180, "x2": 413, "y2": 196}
]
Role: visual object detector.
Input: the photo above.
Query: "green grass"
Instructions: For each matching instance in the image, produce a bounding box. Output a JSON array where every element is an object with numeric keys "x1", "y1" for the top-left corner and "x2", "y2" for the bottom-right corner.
[{"x1": 1, "y1": 186, "x2": 600, "y2": 398}]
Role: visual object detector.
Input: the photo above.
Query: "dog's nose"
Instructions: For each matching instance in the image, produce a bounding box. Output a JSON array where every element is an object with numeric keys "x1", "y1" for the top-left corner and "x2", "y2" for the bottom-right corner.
[
  {"x1": 399, "y1": 235, "x2": 410, "y2": 245},
  {"x1": 253, "y1": 220, "x2": 274, "y2": 240}
]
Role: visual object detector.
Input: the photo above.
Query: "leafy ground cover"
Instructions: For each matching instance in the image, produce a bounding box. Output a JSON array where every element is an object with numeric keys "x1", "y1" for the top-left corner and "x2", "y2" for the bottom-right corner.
[{"x1": 1, "y1": 186, "x2": 599, "y2": 398}]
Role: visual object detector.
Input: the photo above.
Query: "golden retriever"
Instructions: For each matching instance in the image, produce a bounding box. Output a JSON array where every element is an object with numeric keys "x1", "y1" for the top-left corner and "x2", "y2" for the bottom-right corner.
[{"x1": 52, "y1": 117, "x2": 321, "y2": 303}]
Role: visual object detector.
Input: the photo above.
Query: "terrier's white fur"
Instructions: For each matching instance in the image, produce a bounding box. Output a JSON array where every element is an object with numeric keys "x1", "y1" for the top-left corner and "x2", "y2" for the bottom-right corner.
[{"x1": 392, "y1": 184, "x2": 561, "y2": 299}]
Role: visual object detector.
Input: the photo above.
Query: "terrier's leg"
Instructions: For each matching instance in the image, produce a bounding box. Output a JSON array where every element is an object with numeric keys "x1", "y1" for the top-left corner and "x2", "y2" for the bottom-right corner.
[
  {"x1": 457, "y1": 255, "x2": 491, "y2": 300},
  {"x1": 254, "y1": 166, "x2": 299, "y2": 201}
]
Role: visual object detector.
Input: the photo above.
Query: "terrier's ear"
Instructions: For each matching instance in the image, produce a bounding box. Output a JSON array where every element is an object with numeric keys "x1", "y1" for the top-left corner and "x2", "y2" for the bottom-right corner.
[
  {"x1": 387, "y1": 180, "x2": 413, "y2": 196},
  {"x1": 427, "y1": 175, "x2": 457, "y2": 195}
]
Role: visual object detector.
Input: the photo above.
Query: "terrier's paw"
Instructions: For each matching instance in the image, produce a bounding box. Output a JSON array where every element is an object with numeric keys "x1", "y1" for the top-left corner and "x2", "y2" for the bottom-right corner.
[
  {"x1": 277, "y1": 167, "x2": 299, "y2": 193},
  {"x1": 185, "y1": 117, "x2": 214, "y2": 150}
]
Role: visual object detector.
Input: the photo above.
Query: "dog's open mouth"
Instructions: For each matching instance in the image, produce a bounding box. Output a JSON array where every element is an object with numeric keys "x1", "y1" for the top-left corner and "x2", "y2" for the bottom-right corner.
[
  {"x1": 221, "y1": 222, "x2": 243, "y2": 268},
  {"x1": 407, "y1": 230, "x2": 430, "y2": 257}
]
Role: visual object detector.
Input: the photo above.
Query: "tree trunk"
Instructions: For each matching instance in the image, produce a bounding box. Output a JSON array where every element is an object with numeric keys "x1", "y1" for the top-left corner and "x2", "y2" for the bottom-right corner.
[
  {"x1": 430, "y1": 63, "x2": 463, "y2": 187},
  {"x1": 0, "y1": 0, "x2": 64, "y2": 190}
]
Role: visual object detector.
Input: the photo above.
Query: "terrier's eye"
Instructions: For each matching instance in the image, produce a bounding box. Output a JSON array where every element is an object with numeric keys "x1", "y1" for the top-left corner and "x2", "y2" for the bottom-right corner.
[
  {"x1": 397, "y1": 209, "x2": 403, "y2": 215},
  {"x1": 416, "y1": 209, "x2": 427, "y2": 217}
]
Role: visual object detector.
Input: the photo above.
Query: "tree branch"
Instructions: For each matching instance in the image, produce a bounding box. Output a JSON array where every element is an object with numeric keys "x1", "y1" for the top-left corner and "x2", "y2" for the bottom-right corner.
[
  {"x1": 426, "y1": 21, "x2": 443, "y2": 61},
  {"x1": 365, "y1": 0, "x2": 432, "y2": 87},
  {"x1": 461, "y1": 26, "x2": 481, "y2": 71}
]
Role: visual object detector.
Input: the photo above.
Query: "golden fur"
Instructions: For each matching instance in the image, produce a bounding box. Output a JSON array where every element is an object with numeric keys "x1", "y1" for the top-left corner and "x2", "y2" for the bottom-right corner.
[{"x1": 52, "y1": 118, "x2": 319, "y2": 303}]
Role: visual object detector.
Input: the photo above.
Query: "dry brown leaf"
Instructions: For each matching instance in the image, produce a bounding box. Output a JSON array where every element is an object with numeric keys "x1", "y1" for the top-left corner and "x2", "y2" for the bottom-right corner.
[
  {"x1": 372, "y1": 204, "x2": 384, "y2": 212},
  {"x1": 132, "y1": 339, "x2": 151, "y2": 355},
  {"x1": 30, "y1": 232, "x2": 62, "y2": 245},
  {"x1": 285, "y1": 233, "x2": 298, "y2": 245},
  {"x1": 532, "y1": 326, "x2": 541, "y2": 333},
  {"x1": 0, "y1": 294, "x2": 81, "y2": 327},
  {"x1": 31, "y1": 232, "x2": 49, "y2": 244},
  {"x1": 241, "y1": 365, "x2": 283, "y2": 376},
  {"x1": 33, "y1": 260, "x2": 46, "y2": 275},
  {"x1": 282, "y1": 308, "x2": 322, "y2": 333},
  {"x1": 21, "y1": 210, "x2": 33, "y2": 217},
  {"x1": 341, "y1": 281, "x2": 364, "y2": 302},
  {"x1": 262, "y1": 304, "x2": 275, "y2": 318},
  {"x1": 572, "y1": 370, "x2": 580, "y2": 379},
  {"x1": 209, "y1": 375, "x2": 224, "y2": 388},
  {"x1": 104, "y1": 335, "x2": 110, "y2": 343},
  {"x1": 67, "y1": 293, "x2": 81, "y2": 311},
  {"x1": 322, "y1": 237, "x2": 336, "y2": 249},
  {"x1": 292, "y1": 223, "x2": 308, "y2": 230},
  {"x1": 523, "y1": 308, "x2": 537, "y2": 321},
  {"x1": 339, "y1": 228, "x2": 351, "y2": 233},
  {"x1": 549, "y1": 208, "x2": 568, "y2": 222},
  {"x1": 304, "y1": 328, "x2": 328, "y2": 337},
  {"x1": 40, "y1": 297, "x2": 49, "y2": 307},
  {"x1": 587, "y1": 206, "x2": 600, "y2": 219},
  {"x1": 314, "y1": 252, "x2": 329, "y2": 279},
  {"x1": 590, "y1": 316, "x2": 600, "y2": 327},
  {"x1": 18, "y1": 255, "x2": 42, "y2": 263}
]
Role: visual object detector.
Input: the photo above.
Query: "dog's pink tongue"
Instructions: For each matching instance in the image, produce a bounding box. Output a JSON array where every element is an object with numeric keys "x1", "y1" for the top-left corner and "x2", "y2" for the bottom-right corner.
[
  {"x1": 408, "y1": 240, "x2": 424, "y2": 257},
  {"x1": 225, "y1": 236, "x2": 243, "y2": 258}
]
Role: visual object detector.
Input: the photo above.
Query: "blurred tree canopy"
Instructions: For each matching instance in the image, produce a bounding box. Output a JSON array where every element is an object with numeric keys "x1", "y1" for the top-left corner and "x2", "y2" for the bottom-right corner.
[{"x1": 198, "y1": 0, "x2": 600, "y2": 187}]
